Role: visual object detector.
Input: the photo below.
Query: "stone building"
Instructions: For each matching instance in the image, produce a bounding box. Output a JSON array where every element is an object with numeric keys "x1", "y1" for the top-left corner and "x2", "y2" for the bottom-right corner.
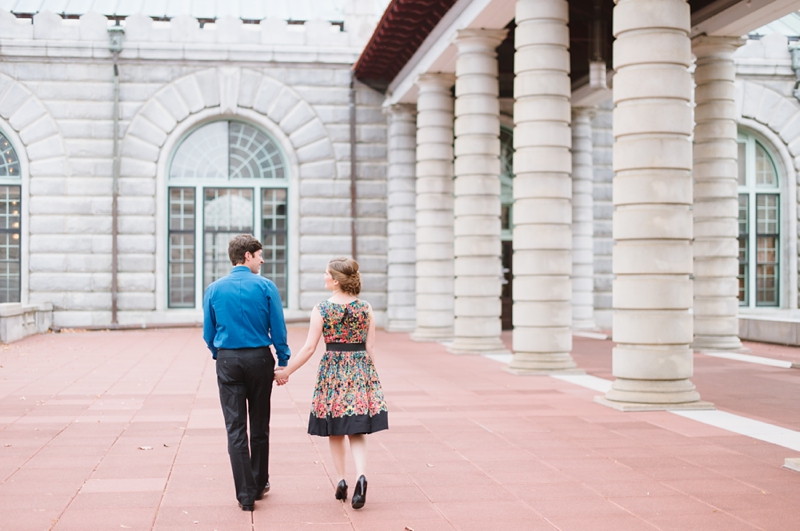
[
  {"x1": 355, "y1": 0, "x2": 800, "y2": 409},
  {"x1": 0, "y1": 0, "x2": 391, "y2": 338}
]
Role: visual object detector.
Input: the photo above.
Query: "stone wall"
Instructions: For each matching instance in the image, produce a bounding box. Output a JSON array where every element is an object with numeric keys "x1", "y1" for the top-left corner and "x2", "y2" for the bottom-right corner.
[{"x1": 0, "y1": 10, "x2": 387, "y2": 327}]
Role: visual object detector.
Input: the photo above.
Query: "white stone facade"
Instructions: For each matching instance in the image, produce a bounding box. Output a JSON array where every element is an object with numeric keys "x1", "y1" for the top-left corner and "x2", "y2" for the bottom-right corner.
[{"x1": 0, "y1": 9, "x2": 388, "y2": 328}]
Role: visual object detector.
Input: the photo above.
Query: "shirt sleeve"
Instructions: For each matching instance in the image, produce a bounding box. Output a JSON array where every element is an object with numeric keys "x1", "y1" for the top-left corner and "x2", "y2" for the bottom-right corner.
[
  {"x1": 266, "y1": 282, "x2": 290, "y2": 366},
  {"x1": 202, "y1": 286, "x2": 218, "y2": 359}
]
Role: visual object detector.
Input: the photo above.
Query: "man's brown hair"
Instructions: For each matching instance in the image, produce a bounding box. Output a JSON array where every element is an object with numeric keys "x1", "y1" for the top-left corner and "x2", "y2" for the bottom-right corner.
[{"x1": 228, "y1": 234, "x2": 263, "y2": 265}]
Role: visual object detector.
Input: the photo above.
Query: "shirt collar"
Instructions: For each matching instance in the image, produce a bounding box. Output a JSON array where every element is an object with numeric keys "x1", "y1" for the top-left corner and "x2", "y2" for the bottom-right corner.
[{"x1": 231, "y1": 265, "x2": 251, "y2": 274}]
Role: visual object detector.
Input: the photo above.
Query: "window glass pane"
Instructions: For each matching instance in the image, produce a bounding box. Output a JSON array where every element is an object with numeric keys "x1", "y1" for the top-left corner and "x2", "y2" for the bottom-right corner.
[
  {"x1": 204, "y1": 188, "x2": 253, "y2": 289},
  {"x1": 169, "y1": 235, "x2": 195, "y2": 307},
  {"x1": 0, "y1": 133, "x2": 20, "y2": 179},
  {"x1": 261, "y1": 188, "x2": 288, "y2": 304},
  {"x1": 168, "y1": 187, "x2": 195, "y2": 308},
  {"x1": 756, "y1": 194, "x2": 779, "y2": 234},
  {"x1": 0, "y1": 186, "x2": 21, "y2": 303},
  {"x1": 204, "y1": 188, "x2": 253, "y2": 232},
  {"x1": 229, "y1": 122, "x2": 286, "y2": 180},
  {"x1": 170, "y1": 121, "x2": 228, "y2": 180},
  {"x1": 755, "y1": 142, "x2": 777, "y2": 186},
  {"x1": 738, "y1": 238, "x2": 748, "y2": 305},
  {"x1": 738, "y1": 194, "x2": 747, "y2": 235},
  {"x1": 737, "y1": 141, "x2": 746, "y2": 186}
]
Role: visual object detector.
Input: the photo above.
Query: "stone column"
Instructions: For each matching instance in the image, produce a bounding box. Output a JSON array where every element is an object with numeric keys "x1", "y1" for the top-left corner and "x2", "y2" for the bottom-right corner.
[
  {"x1": 385, "y1": 104, "x2": 417, "y2": 332},
  {"x1": 411, "y1": 74, "x2": 455, "y2": 341},
  {"x1": 572, "y1": 107, "x2": 597, "y2": 330},
  {"x1": 507, "y1": 0, "x2": 578, "y2": 372},
  {"x1": 449, "y1": 29, "x2": 509, "y2": 355},
  {"x1": 600, "y1": 0, "x2": 709, "y2": 409},
  {"x1": 692, "y1": 36, "x2": 745, "y2": 351}
]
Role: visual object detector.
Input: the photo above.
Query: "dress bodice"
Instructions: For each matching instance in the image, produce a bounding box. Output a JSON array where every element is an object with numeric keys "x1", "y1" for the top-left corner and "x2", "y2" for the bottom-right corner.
[{"x1": 318, "y1": 300, "x2": 370, "y2": 343}]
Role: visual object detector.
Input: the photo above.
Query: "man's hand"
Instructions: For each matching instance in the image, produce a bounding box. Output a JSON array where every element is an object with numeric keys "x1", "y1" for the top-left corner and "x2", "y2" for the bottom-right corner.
[{"x1": 274, "y1": 368, "x2": 289, "y2": 386}]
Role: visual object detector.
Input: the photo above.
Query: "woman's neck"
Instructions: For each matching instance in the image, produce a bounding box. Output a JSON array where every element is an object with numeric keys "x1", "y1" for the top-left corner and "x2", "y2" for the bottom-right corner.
[{"x1": 329, "y1": 290, "x2": 357, "y2": 304}]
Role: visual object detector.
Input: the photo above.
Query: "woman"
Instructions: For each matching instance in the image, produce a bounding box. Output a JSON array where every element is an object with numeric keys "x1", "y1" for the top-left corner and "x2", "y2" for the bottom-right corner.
[{"x1": 274, "y1": 257, "x2": 388, "y2": 509}]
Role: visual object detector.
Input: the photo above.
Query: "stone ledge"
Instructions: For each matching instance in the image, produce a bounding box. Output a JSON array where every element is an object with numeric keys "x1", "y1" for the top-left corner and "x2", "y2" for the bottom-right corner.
[
  {"x1": 594, "y1": 396, "x2": 715, "y2": 412},
  {"x1": 0, "y1": 302, "x2": 53, "y2": 343},
  {"x1": 784, "y1": 458, "x2": 800, "y2": 472},
  {"x1": 739, "y1": 314, "x2": 800, "y2": 347}
]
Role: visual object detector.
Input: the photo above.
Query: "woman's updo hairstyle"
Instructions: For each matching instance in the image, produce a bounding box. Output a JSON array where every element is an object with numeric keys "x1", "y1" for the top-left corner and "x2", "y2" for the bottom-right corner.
[{"x1": 328, "y1": 257, "x2": 361, "y2": 296}]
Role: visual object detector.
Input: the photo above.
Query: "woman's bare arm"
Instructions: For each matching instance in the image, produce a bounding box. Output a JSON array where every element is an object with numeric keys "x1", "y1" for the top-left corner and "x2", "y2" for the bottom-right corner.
[
  {"x1": 275, "y1": 307, "x2": 323, "y2": 379},
  {"x1": 365, "y1": 302, "x2": 376, "y2": 360}
]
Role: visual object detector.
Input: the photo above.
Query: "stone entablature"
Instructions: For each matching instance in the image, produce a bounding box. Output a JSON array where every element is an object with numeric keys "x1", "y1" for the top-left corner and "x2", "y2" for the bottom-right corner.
[{"x1": 0, "y1": 10, "x2": 367, "y2": 63}]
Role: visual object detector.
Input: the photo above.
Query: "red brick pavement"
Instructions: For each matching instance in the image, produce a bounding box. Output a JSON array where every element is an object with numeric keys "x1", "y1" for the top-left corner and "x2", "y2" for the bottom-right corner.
[{"x1": 0, "y1": 327, "x2": 797, "y2": 531}]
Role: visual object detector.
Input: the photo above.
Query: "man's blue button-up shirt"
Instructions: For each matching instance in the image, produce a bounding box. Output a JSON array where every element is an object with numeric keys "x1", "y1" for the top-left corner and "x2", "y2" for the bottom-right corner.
[{"x1": 203, "y1": 266, "x2": 291, "y2": 366}]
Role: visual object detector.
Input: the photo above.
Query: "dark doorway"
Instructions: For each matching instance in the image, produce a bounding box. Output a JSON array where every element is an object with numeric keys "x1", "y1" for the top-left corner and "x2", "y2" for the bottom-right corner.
[{"x1": 501, "y1": 240, "x2": 513, "y2": 330}]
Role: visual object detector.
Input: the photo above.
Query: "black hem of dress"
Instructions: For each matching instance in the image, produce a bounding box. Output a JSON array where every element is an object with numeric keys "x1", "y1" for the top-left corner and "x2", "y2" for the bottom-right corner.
[{"x1": 307, "y1": 411, "x2": 388, "y2": 437}]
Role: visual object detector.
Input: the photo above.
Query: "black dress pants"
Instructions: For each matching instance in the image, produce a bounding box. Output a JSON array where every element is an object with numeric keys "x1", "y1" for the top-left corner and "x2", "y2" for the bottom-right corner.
[{"x1": 216, "y1": 347, "x2": 274, "y2": 505}]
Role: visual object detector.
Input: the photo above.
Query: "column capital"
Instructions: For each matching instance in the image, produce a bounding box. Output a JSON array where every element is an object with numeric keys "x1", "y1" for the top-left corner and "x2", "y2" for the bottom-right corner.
[
  {"x1": 572, "y1": 106, "x2": 596, "y2": 120},
  {"x1": 691, "y1": 35, "x2": 746, "y2": 55},
  {"x1": 415, "y1": 72, "x2": 455, "y2": 92},
  {"x1": 451, "y1": 28, "x2": 508, "y2": 51},
  {"x1": 382, "y1": 102, "x2": 416, "y2": 118}
]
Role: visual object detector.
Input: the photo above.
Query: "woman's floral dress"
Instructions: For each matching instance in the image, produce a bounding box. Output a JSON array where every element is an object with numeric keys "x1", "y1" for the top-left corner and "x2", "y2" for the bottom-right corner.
[{"x1": 307, "y1": 300, "x2": 389, "y2": 437}]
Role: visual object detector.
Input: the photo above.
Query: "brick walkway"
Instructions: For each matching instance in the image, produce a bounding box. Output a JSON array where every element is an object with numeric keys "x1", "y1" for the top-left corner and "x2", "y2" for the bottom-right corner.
[{"x1": 0, "y1": 327, "x2": 798, "y2": 531}]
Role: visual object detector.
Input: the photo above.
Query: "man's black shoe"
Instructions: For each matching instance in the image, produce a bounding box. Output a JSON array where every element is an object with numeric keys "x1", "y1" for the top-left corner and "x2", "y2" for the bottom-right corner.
[
  {"x1": 255, "y1": 483, "x2": 270, "y2": 500},
  {"x1": 238, "y1": 501, "x2": 255, "y2": 511}
]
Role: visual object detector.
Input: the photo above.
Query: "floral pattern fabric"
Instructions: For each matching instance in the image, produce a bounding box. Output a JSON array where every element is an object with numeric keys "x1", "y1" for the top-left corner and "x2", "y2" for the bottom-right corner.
[{"x1": 308, "y1": 300, "x2": 388, "y2": 436}]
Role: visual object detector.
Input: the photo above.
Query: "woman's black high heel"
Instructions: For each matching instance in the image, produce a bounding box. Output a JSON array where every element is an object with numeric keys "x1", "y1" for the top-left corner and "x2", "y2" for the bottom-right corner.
[
  {"x1": 351, "y1": 475, "x2": 367, "y2": 509},
  {"x1": 334, "y1": 479, "x2": 348, "y2": 500}
]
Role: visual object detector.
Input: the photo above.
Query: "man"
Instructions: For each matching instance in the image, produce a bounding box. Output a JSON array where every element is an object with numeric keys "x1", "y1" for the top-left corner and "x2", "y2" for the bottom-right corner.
[{"x1": 203, "y1": 234, "x2": 290, "y2": 511}]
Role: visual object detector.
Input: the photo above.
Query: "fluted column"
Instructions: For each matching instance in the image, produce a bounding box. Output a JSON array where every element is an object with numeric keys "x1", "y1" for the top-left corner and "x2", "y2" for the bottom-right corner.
[
  {"x1": 572, "y1": 107, "x2": 597, "y2": 330},
  {"x1": 385, "y1": 104, "x2": 417, "y2": 332},
  {"x1": 449, "y1": 29, "x2": 509, "y2": 355},
  {"x1": 692, "y1": 36, "x2": 745, "y2": 351},
  {"x1": 507, "y1": 0, "x2": 578, "y2": 372},
  {"x1": 411, "y1": 74, "x2": 455, "y2": 341},
  {"x1": 600, "y1": 0, "x2": 710, "y2": 409}
]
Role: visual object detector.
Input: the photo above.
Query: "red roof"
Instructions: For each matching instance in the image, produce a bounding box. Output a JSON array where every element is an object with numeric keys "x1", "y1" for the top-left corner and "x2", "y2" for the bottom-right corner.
[{"x1": 353, "y1": 0, "x2": 458, "y2": 91}]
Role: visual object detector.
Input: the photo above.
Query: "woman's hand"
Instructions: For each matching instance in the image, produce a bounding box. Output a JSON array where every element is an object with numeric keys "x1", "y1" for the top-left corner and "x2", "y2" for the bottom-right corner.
[{"x1": 274, "y1": 368, "x2": 289, "y2": 386}]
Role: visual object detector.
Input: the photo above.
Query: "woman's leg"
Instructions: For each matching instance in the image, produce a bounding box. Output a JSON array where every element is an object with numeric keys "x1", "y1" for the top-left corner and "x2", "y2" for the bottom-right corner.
[
  {"x1": 348, "y1": 434, "x2": 367, "y2": 478},
  {"x1": 328, "y1": 435, "x2": 347, "y2": 481}
]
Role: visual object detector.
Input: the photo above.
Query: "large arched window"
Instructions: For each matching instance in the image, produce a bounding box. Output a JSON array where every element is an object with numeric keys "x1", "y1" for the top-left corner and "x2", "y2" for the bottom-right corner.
[
  {"x1": 167, "y1": 121, "x2": 288, "y2": 308},
  {"x1": 737, "y1": 132, "x2": 781, "y2": 307},
  {"x1": 0, "y1": 131, "x2": 20, "y2": 304}
]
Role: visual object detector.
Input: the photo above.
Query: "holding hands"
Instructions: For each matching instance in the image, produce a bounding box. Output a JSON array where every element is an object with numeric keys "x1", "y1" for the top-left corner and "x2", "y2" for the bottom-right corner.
[{"x1": 274, "y1": 367, "x2": 289, "y2": 386}]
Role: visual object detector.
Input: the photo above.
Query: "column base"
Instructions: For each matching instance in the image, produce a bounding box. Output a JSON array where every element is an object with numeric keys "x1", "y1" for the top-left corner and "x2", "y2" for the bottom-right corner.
[
  {"x1": 601, "y1": 377, "x2": 710, "y2": 409},
  {"x1": 410, "y1": 328, "x2": 453, "y2": 342},
  {"x1": 594, "y1": 396, "x2": 715, "y2": 412},
  {"x1": 692, "y1": 335, "x2": 747, "y2": 352},
  {"x1": 506, "y1": 352, "x2": 581, "y2": 374},
  {"x1": 385, "y1": 320, "x2": 415, "y2": 333},
  {"x1": 448, "y1": 337, "x2": 509, "y2": 355}
]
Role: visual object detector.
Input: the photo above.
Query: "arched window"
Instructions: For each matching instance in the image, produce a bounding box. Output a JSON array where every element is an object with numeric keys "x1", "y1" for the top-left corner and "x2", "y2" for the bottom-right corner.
[
  {"x1": 0, "y1": 131, "x2": 21, "y2": 303},
  {"x1": 737, "y1": 132, "x2": 781, "y2": 307},
  {"x1": 167, "y1": 120, "x2": 288, "y2": 309}
]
